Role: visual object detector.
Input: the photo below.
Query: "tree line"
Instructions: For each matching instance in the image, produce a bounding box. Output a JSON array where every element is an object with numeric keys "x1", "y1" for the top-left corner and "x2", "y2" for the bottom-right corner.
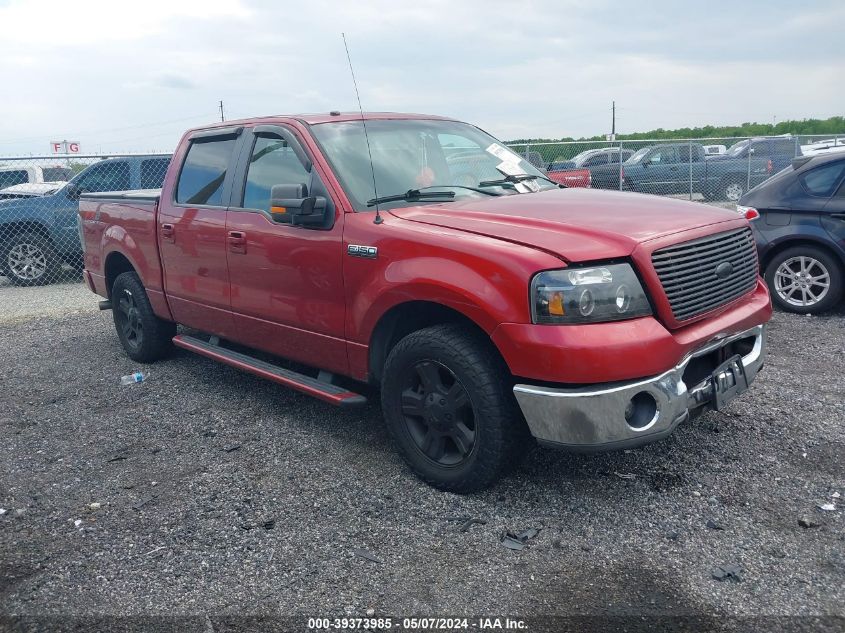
[{"x1": 508, "y1": 116, "x2": 845, "y2": 144}]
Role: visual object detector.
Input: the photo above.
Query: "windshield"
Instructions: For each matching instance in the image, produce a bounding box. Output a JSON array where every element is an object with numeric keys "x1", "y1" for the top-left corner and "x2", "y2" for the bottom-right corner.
[
  {"x1": 310, "y1": 119, "x2": 556, "y2": 211},
  {"x1": 724, "y1": 140, "x2": 750, "y2": 158},
  {"x1": 625, "y1": 147, "x2": 652, "y2": 164}
]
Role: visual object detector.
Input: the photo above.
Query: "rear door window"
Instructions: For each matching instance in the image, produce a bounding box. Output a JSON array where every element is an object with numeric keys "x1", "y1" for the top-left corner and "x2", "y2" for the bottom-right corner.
[
  {"x1": 800, "y1": 161, "x2": 845, "y2": 197},
  {"x1": 176, "y1": 138, "x2": 237, "y2": 206}
]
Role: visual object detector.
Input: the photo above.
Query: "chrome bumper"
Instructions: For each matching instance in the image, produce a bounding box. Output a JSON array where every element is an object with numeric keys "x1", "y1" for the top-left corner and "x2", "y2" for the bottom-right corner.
[{"x1": 513, "y1": 324, "x2": 767, "y2": 451}]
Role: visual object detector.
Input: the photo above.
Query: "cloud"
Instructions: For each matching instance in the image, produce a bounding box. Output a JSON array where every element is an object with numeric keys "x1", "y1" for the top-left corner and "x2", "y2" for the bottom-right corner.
[{"x1": 0, "y1": 0, "x2": 842, "y2": 154}]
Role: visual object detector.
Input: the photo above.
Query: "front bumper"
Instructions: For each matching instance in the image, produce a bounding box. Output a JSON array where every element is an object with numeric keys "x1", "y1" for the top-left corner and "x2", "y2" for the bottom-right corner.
[{"x1": 513, "y1": 324, "x2": 767, "y2": 451}]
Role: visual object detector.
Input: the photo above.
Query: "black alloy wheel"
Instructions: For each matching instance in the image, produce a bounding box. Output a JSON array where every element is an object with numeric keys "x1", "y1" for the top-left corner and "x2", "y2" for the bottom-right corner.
[{"x1": 399, "y1": 359, "x2": 477, "y2": 466}]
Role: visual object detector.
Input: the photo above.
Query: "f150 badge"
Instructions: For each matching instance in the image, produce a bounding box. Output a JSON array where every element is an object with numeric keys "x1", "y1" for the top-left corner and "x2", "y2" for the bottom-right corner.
[{"x1": 347, "y1": 244, "x2": 378, "y2": 259}]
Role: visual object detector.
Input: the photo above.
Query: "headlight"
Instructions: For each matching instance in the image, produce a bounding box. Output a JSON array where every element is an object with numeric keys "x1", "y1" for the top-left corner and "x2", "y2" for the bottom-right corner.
[{"x1": 531, "y1": 263, "x2": 652, "y2": 324}]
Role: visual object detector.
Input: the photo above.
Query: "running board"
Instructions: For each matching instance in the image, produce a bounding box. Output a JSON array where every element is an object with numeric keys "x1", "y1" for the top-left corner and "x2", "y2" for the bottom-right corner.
[{"x1": 172, "y1": 334, "x2": 367, "y2": 408}]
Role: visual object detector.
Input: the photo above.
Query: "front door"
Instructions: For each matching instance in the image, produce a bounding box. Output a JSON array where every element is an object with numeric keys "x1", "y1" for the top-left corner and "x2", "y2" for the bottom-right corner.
[
  {"x1": 158, "y1": 129, "x2": 241, "y2": 338},
  {"x1": 225, "y1": 126, "x2": 348, "y2": 375},
  {"x1": 641, "y1": 146, "x2": 680, "y2": 195}
]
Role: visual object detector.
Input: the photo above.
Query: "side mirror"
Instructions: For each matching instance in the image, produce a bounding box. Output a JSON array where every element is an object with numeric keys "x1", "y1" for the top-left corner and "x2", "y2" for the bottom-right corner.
[
  {"x1": 748, "y1": 148, "x2": 756, "y2": 156},
  {"x1": 270, "y1": 184, "x2": 327, "y2": 227}
]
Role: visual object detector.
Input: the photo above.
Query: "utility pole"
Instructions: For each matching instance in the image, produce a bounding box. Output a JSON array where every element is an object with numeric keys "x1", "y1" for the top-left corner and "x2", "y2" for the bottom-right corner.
[
  {"x1": 219, "y1": 100, "x2": 225, "y2": 122},
  {"x1": 611, "y1": 100, "x2": 616, "y2": 139}
]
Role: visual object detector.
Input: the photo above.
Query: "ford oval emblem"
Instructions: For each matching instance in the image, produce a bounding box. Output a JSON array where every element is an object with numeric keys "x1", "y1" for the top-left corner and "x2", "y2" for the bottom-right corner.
[{"x1": 715, "y1": 261, "x2": 734, "y2": 279}]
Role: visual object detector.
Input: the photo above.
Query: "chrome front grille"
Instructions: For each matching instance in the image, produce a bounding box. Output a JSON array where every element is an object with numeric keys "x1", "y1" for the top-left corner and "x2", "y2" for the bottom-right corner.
[{"x1": 652, "y1": 227, "x2": 758, "y2": 322}]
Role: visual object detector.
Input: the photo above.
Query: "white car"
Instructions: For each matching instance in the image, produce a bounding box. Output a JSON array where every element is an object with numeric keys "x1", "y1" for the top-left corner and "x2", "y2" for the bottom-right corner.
[
  {"x1": 0, "y1": 181, "x2": 65, "y2": 199},
  {"x1": 703, "y1": 144, "x2": 727, "y2": 156},
  {"x1": 800, "y1": 138, "x2": 845, "y2": 157},
  {"x1": 0, "y1": 164, "x2": 72, "y2": 190}
]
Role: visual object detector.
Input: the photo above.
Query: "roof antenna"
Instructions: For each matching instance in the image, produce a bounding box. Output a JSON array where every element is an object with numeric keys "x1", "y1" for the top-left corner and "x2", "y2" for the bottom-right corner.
[{"x1": 342, "y1": 32, "x2": 383, "y2": 225}]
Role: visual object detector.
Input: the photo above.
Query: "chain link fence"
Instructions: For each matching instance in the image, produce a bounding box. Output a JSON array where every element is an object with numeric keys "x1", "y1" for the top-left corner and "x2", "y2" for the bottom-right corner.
[
  {"x1": 0, "y1": 153, "x2": 170, "y2": 287},
  {"x1": 507, "y1": 134, "x2": 845, "y2": 203},
  {"x1": 1, "y1": 135, "x2": 844, "y2": 287}
]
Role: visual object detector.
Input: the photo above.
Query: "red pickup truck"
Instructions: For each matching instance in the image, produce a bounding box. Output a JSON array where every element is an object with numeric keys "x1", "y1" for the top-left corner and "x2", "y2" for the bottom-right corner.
[{"x1": 79, "y1": 112, "x2": 771, "y2": 492}]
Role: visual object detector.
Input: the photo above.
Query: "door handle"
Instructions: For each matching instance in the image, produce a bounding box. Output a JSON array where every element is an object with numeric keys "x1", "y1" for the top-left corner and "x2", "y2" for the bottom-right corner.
[
  {"x1": 161, "y1": 223, "x2": 175, "y2": 243},
  {"x1": 227, "y1": 230, "x2": 247, "y2": 254}
]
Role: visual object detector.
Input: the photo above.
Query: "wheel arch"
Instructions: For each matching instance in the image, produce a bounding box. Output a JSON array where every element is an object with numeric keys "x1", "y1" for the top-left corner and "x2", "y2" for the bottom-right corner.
[
  {"x1": 104, "y1": 251, "x2": 137, "y2": 298},
  {"x1": 367, "y1": 300, "x2": 501, "y2": 385},
  {"x1": 760, "y1": 236, "x2": 845, "y2": 274}
]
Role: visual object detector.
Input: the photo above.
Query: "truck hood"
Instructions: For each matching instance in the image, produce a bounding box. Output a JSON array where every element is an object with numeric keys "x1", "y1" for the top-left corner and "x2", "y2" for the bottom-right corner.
[{"x1": 390, "y1": 188, "x2": 741, "y2": 262}]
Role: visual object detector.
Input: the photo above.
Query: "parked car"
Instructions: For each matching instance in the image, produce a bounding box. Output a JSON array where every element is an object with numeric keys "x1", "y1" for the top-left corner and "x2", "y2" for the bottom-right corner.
[
  {"x1": 79, "y1": 112, "x2": 771, "y2": 492},
  {"x1": 0, "y1": 164, "x2": 72, "y2": 189},
  {"x1": 0, "y1": 155, "x2": 171, "y2": 285},
  {"x1": 800, "y1": 138, "x2": 845, "y2": 157},
  {"x1": 716, "y1": 136, "x2": 800, "y2": 173},
  {"x1": 545, "y1": 167, "x2": 591, "y2": 188},
  {"x1": 546, "y1": 147, "x2": 631, "y2": 188},
  {"x1": 0, "y1": 182, "x2": 66, "y2": 200},
  {"x1": 739, "y1": 153, "x2": 845, "y2": 314},
  {"x1": 549, "y1": 147, "x2": 634, "y2": 171},
  {"x1": 590, "y1": 142, "x2": 772, "y2": 201}
]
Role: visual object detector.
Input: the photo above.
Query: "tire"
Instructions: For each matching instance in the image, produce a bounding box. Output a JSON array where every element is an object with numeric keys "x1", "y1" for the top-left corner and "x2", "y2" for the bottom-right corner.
[
  {"x1": 764, "y1": 245, "x2": 843, "y2": 314},
  {"x1": 380, "y1": 323, "x2": 530, "y2": 493},
  {"x1": 721, "y1": 177, "x2": 745, "y2": 202},
  {"x1": 111, "y1": 271, "x2": 176, "y2": 362},
  {"x1": 1, "y1": 232, "x2": 60, "y2": 286}
]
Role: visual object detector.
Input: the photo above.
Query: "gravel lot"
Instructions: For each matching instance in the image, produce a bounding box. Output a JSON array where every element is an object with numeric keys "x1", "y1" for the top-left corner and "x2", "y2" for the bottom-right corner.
[{"x1": 0, "y1": 281, "x2": 843, "y2": 628}]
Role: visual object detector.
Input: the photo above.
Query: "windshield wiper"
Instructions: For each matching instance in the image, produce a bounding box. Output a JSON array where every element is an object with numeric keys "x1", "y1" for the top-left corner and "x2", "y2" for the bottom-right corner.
[
  {"x1": 417, "y1": 185, "x2": 502, "y2": 197},
  {"x1": 478, "y1": 173, "x2": 564, "y2": 189},
  {"x1": 367, "y1": 189, "x2": 455, "y2": 207}
]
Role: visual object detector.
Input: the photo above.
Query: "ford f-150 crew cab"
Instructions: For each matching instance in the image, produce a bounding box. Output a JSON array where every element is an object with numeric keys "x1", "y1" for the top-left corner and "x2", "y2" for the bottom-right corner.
[{"x1": 79, "y1": 113, "x2": 772, "y2": 492}]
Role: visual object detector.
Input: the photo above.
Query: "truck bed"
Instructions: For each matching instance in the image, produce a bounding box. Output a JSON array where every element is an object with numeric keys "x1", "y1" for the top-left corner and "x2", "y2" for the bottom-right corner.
[{"x1": 78, "y1": 189, "x2": 163, "y2": 307}]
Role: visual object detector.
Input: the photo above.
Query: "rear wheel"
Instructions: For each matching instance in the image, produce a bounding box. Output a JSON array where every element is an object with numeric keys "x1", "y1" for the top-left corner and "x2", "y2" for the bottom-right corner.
[
  {"x1": 381, "y1": 324, "x2": 530, "y2": 493},
  {"x1": 112, "y1": 271, "x2": 176, "y2": 362},
  {"x1": 764, "y1": 246, "x2": 843, "y2": 314},
  {"x1": 722, "y1": 178, "x2": 745, "y2": 202},
  {"x1": 1, "y1": 232, "x2": 60, "y2": 286}
]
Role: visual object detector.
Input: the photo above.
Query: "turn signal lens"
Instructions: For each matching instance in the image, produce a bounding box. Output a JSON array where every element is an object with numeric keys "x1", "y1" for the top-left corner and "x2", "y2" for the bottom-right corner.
[{"x1": 548, "y1": 291, "x2": 565, "y2": 316}]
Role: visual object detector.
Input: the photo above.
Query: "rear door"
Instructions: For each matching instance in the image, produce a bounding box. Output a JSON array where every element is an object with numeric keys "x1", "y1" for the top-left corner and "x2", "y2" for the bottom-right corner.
[
  {"x1": 224, "y1": 124, "x2": 348, "y2": 374},
  {"x1": 158, "y1": 128, "x2": 242, "y2": 338},
  {"x1": 820, "y1": 161, "x2": 845, "y2": 254}
]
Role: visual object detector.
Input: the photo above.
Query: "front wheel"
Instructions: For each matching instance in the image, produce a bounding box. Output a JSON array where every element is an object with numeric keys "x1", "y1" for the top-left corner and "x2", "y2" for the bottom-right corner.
[
  {"x1": 764, "y1": 246, "x2": 843, "y2": 314},
  {"x1": 381, "y1": 324, "x2": 530, "y2": 493},
  {"x1": 111, "y1": 271, "x2": 176, "y2": 362}
]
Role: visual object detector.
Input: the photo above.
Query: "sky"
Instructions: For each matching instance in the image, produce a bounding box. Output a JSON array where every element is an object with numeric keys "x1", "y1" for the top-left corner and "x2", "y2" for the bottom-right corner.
[{"x1": 0, "y1": 0, "x2": 843, "y2": 156}]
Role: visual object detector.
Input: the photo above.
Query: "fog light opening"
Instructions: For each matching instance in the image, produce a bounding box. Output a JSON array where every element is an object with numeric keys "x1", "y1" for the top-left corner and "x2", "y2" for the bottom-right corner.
[{"x1": 625, "y1": 392, "x2": 658, "y2": 430}]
